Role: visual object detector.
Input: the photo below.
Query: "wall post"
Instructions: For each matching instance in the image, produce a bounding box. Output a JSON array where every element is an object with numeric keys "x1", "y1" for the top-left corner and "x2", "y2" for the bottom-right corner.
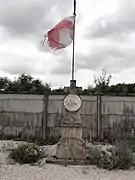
[
  {"x1": 42, "y1": 90, "x2": 49, "y2": 141},
  {"x1": 97, "y1": 95, "x2": 102, "y2": 140}
]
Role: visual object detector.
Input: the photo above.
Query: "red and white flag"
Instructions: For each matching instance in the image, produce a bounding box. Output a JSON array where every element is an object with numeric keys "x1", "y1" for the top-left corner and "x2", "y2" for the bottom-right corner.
[{"x1": 42, "y1": 16, "x2": 75, "y2": 50}]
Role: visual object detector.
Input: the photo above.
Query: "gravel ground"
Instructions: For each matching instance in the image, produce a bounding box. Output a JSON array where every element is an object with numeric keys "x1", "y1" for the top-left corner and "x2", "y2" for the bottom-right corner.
[
  {"x1": 0, "y1": 140, "x2": 135, "y2": 180},
  {"x1": 0, "y1": 164, "x2": 135, "y2": 180}
]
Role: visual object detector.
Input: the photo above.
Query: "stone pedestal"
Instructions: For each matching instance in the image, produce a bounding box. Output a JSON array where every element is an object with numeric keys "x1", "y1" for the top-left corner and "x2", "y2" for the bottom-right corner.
[
  {"x1": 46, "y1": 80, "x2": 87, "y2": 165},
  {"x1": 56, "y1": 110, "x2": 86, "y2": 160}
]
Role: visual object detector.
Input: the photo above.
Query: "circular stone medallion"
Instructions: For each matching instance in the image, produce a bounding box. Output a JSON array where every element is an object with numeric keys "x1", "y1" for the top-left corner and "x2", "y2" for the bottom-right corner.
[{"x1": 64, "y1": 94, "x2": 82, "y2": 112}]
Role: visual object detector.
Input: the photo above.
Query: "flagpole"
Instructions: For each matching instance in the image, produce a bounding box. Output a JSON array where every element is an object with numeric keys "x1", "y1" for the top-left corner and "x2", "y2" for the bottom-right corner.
[{"x1": 71, "y1": 0, "x2": 76, "y2": 81}]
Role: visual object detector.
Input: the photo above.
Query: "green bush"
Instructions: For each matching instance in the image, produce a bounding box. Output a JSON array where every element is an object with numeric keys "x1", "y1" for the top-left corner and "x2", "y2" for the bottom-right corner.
[
  {"x1": 87, "y1": 144, "x2": 133, "y2": 170},
  {"x1": 86, "y1": 146, "x2": 102, "y2": 165},
  {"x1": 9, "y1": 143, "x2": 46, "y2": 164},
  {"x1": 97, "y1": 146, "x2": 133, "y2": 170},
  {"x1": 113, "y1": 147, "x2": 133, "y2": 170},
  {"x1": 97, "y1": 148, "x2": 114, "y2": 170}
]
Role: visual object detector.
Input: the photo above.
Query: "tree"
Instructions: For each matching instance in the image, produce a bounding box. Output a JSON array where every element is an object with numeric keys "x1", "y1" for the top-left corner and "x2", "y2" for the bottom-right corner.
[
  {"x1": 1, "y1": 72, "x2": 135, "y2": 95},
  {"x1": 94, "y1": 69, "x2": 112, "y2": 94},
  {"x1": 44, "y1": 83, "x2": 51, "y2": 92},
  {"x1": 6, "y1": 74, "x2": 51, "y2": 94},
  {"x1": 0, "y1": 77, "x2": 10, "y2": 91},
  {"x1": 84, "y1": 85, "x2": 95, "y2": 94}
]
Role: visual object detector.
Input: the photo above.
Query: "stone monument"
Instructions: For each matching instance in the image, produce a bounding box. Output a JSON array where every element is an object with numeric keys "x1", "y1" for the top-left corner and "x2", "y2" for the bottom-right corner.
[{"x1": 50, "y1": 80, "x2": 87, "y2": 164}]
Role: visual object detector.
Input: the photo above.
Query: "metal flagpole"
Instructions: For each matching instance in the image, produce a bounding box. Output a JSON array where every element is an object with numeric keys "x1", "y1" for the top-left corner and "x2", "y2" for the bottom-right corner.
[{"x1": 71, "y1": 0, "x2": 76, "y2": 81}]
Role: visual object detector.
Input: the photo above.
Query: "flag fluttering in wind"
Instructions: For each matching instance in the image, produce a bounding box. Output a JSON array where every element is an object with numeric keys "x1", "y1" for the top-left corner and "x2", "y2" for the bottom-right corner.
[{"x1": 42, "y1": 16, "x2": 75, "y2": 50}]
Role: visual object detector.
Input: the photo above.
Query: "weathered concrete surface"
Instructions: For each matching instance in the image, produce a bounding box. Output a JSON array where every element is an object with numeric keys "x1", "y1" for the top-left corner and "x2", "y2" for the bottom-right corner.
[
  {"x1": 0, "y1": 94, "x2": 44, "y2": 140},
  {"x1": 0, "y1": 112, "x2": 43, "y2": 140},
  {"x1": 56, "y1": 109, "x2": 86, "y2": 160},
  {"x1": 56, "y1": 137, "x2": 86, "y2": 159},
  {"x1": 0, "y1": 94, "x2": 135, "y2": 142}
]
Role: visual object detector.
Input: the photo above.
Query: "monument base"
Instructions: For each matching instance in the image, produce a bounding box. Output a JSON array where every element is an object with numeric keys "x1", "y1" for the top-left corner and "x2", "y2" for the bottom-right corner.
[
  {"x1": 55, "y1": 110, "x2": 86, "y2": 161},
  {"x1": 56, "y1": 137, "x2": 86, "y2": 160},
  {"x1": 46, "y1": 157, "x2": 90, "y2": 165}
]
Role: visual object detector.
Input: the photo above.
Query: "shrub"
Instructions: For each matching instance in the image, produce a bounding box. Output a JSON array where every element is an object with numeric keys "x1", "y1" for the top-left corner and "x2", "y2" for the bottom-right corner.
[
  {"x1": 97, "y1": 148, "x2": 114, "y2": 170},
  {"x1": 86, "y1": 145, "x2": 102, "y2": 165},
  {"x1": 9, "y1": 143, "x2": 46, "y2": 164},
  {"x1": 113, "y1": 146, "x2": 133, "y2": 170},
  {"x1": 97, "y1": 146, "x2": 133, "y2": 170},
  {"x1": 87, "y1": 144, "x2": 133, "y2": 170}
]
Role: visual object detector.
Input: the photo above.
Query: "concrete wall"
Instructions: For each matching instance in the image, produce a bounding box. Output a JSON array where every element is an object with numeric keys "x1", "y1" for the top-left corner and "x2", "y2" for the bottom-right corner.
[
  {"x1": 101, "y1": 96, "x2": 135, "y2": 140},
  {"x1": 0, "y1": 94, "x2": 135, "y2": 142},
  {"x1": 0, "y1": 94, "x2": 44, "y2": 140}
]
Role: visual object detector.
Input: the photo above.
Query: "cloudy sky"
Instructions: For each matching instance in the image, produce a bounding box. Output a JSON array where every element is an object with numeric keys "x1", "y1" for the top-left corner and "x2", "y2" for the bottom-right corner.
[{"x1": 0, "y1": 0, "x2": 135, "y2": 88}]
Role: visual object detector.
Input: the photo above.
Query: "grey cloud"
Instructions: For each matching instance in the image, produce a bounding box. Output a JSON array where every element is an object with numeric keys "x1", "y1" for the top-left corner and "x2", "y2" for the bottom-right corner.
[
  {"x1": 76, "y1": 45, "x2": 135, "y2": 72},
  {"x1": 79, "y1": 0, "x2": 135, "y2": 75},
  {"x1": 86, "y1": 1, "x2": 135, "y2": 39},
  {"x1": 50, "y1": 43, "x2": 135, "y2": 75},
  {"x1": 0, "y1": 0, "x2": 72, "y2": 42},
  {"x1": 50, "y1": 50, "x2": 105, "y2": 75},
  {"x1": 0, "y1": 52, "x2": 46, "y2": 75},
  {"x1": 1, "y1": 2, "x2": 48, "y2": 37},
  {"x1": 50, "y1": 56, "x2": 71, "y2": 75},
  {"x1": 51, "y1": 64, "x2": 71, "y2": 75}
]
